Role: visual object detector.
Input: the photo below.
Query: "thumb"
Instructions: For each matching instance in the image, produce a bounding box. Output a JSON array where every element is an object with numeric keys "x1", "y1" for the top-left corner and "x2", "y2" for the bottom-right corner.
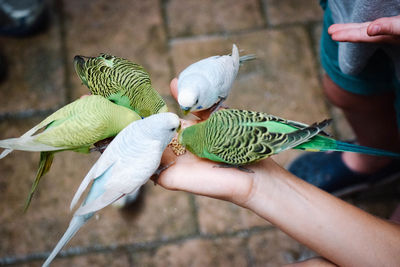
[
  {"x1": 170, "y1": 78, "x2": 178, "y2": 100},
  {"x1": 367, "y1": 15, "x2": 400, "y2": 36}
]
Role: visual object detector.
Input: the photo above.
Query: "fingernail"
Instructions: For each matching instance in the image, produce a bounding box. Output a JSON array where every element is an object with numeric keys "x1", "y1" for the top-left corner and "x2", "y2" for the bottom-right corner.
[{"x1": 369, "y1": 25, "x2": 381, "y2": 35}]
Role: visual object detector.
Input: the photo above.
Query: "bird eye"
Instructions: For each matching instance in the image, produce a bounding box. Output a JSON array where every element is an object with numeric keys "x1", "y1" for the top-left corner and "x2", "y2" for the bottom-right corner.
[
  {"x1": 195, "y1": 99, "x2": 199, "y2": 105},
  {"x1": 171, "y1": 127, "x2": 176, "y2": 132}
]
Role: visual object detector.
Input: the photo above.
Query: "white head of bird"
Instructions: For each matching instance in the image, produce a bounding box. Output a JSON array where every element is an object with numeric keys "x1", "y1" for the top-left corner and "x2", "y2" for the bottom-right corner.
[
  {"x1": 143, "y1": 112, "x2": 181, "y2": 144},
  {"x1": 177, "y1": 73, "x2": 212, "y2": 115}
]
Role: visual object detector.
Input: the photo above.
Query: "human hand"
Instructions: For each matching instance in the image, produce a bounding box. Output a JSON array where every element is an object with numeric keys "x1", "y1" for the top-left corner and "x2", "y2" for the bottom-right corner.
[
  {"x1": 328, "y1": 15, "x2": 400, "y2": 44},
  {"x1": 153, "y1": 78, "x2": 279, "y2": 207}
]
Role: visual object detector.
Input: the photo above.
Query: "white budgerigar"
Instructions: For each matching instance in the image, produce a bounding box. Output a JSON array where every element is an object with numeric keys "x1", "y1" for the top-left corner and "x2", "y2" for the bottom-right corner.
[
  {"x1": 177, "y1": 44, "x2": 255, "y2": 114},
  {"x1": 42, "y1": 112, "x2": 180, "y2": 267}
]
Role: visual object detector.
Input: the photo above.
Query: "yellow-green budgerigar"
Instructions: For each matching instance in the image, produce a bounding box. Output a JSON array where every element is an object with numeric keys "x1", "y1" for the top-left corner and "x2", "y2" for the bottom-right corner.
[
  {"x1": 178, "y1": 109, "x2": 400, "y2": 170},
  {"x1": 0, "y1": 95, "x2": 141, "y2": 210},
  {"x1": 42, "y1": 112, "x2": 180, "y2": 267},
  {"x1": 74, "y1": 53, "x2": 168, "y2": 117}
]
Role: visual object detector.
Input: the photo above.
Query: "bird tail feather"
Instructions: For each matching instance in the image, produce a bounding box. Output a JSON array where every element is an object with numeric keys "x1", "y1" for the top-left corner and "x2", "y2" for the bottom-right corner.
[
  {"x1": 0, "y1": 148, "x2": 13, "y2": 159},
  {"x1": 0, "y1": 136, "x2": 62, "y2": 152},
  {"x1": 42, "y1": 214, "x2": 93, "y2": 267},
  {"x1": 239, "y1": 54, "x2": 256, "y2": 65},
  {"x1": 24, "y1": 152, "x2": 55, "y2": 212},
  {"x1": 296, "y1": 136, "x2": 400, "y2": 158},
  {"x1": 333, "y1": 140, "x2": 400, "y2": 158}
]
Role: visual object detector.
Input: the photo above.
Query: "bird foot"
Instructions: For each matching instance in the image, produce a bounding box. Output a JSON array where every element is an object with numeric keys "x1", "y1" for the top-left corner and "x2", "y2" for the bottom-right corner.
[
  {"x1": 91, "y1": 137, "x2": 114, "y2": 153},
  {"x1": 209, "y1": 98, "x2": 228, "y2": 114},
  {"x1": 213, "y1": 163, "x2": 254, "y2": 173},
  {"x1": 152, "y1": 161, "x2": 176, "y2": 185}
]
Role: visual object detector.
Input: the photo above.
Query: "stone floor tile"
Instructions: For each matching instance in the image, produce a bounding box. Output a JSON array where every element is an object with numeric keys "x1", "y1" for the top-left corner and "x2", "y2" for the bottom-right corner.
[
  {"x1": 131, "y1": 236, "x2": 248, "y2": 266},
  {"x1": 53, "y1": 251, "x2": 130, "y2": 267},
  {"x1": 16, "y1": 251, "x2": 130, "y2": 267},
  {"x1": 311, "y1": 23, "x2": 323, "y2": 65},
  {"x1": 0, "y1": 5, "x2": 66, "y2": 114},
  {"x1": 0, "y1": 118, "x2": 196, "y2": 258},
  {"x1": 170, "y1": 27, "x2": 329, "y2": 166},
  {"x1": 0, "y1": 116, "x2": 98, "y2": 257},
  {"x1": 329, "y1": 106, "x2": 355, "y2": 141},
  {"x1": 345, "y1": 179, "x2": 400, "y2": 219},
  {"x1": 196, "y1": 196, "x2": 269, "y2": 234},
  {"x1": 63, "y1": 0, "x2": 171, "y2": 99},
  {"x1": 247, "y1": 228, "x2": 311, "y2": 266},
  {"x1": 265, "y1": 0, "x2": 323, "y2": 26},
  {"x1": 166, "y1": 0, "x2": 264, "y2": 38}
]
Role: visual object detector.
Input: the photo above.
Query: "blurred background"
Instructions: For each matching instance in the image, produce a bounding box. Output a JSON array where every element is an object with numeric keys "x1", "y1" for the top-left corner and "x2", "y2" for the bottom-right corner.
[{"x1": 0, "y1": 0, "x2": 399, "y2": 266}]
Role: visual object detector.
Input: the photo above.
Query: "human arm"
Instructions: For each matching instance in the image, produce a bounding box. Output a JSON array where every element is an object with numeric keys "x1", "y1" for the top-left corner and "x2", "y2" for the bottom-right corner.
[
  {"x1": 158, "y1": 147, "x2": 400, "y2": 266},
  {"x1": 155, "y1": 79, "x2": 400, "y2": 266},
  {"x1": 328, "y1": 15, "x2": 400, "y2": 44}
]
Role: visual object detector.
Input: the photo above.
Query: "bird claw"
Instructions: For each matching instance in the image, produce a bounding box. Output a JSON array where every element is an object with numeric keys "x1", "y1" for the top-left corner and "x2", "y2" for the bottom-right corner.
[
  {"x1": 152, "y1": 161, "x2": 176, "y2": 185},
  {"x1": 91, "y1": 137, "x2": 114, "y2": 153}
]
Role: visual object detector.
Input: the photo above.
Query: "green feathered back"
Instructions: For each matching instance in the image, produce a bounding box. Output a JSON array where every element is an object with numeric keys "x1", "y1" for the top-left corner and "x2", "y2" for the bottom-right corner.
[
  {"x1": 179, "y1": 109, "x2": 325, "y2": 165},
  {"x1": 34, "y1": 95, "x2": 141, "y2": 150},
  {"x1": 74, "y1": 54, "x2": 167, "y2": 117},
  {"x1": 179, "y1": 109, "x2": 400, "y2": 166}
]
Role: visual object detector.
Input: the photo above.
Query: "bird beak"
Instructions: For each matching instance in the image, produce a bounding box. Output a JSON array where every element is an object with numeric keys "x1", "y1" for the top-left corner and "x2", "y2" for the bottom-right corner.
[
  {"x1": 180, "y1": 106, "x2": 191, "y2": 116},
  {"x1": 73, "y1": 55, "x2": 86, "y2": 66},
  {"x1": 73, "y1": 55, "x2": 89, "y2": 86}
]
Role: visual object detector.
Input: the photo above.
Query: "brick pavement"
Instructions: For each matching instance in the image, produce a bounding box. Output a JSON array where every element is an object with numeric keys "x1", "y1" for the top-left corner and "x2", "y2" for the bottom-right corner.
[{"x1": 0, "y1": 0, "x2": 399, "y2": 266}]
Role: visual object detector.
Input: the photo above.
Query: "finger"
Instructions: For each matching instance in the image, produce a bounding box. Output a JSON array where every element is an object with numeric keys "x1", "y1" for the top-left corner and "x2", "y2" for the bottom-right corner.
[
  {"x1": 332, "y1": 28, "x2": 399, "y2": 44},
  {"x1": 170, "y1": 78, "x2": 178, "y2": 100},
  {"x1": 328, "y1": 22, "x2": 370, "y2": 34},
  {"x1": 180, "y1": 118, "x2": 196, "y2": 128},
  {"x1": 192, "y1": 101, "x2": 227, "y2": 121},
  {"x1": 192, "y1": 109, "x2": 214, "y2": 121},
  {"x1": 156, "y1": 151, "x2": 253, "y2": 202},
  {"x1": 367, "y1": 15, "x2": 400, "y2": 36},
  {"x1": 330, "y1": 26, "x2": 383, "y2": 42}
]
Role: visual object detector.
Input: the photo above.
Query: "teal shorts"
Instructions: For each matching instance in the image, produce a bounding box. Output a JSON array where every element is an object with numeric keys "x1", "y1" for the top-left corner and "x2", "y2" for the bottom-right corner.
[{"x1": 320, "y1": 5, "x2": 400, "y2": 123}]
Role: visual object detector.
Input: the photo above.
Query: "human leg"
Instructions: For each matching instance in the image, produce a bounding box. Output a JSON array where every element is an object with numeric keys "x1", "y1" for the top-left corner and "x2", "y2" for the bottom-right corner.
[{"x1": 322, "y1": 74, "x2": 400, "y2": 174}]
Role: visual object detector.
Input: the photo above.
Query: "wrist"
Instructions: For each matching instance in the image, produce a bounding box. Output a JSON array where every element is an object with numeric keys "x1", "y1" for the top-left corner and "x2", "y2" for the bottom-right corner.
[{"x1": 232, "y1": 158, "x2": 281, "y2": 210}]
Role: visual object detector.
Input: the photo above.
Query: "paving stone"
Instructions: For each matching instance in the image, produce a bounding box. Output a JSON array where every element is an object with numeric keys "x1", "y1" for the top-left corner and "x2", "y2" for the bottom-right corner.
[
  {"x1": 329, "y1": 106, "x2": 355, "y2": 141},
  {"x1": 0, "y1": 116, "x2": 99, "y2": 257},
  {"x1": 247, "y1": 228, "x2": 310, "y2": 266},
  {"x1": 170, "y1": 27, "x2": 329, "y2": 166},
  {"x1": 15, "y1": 251, "x2": 130, "y2": 267},
  {"x1": 0, "y1": 118, "x2": 196, "y2": 258},
  {"x1": 196, "y1": 196, "x2": 269, "y2": 234},
  {"x1": 345, "y1": 179, "x2": 400, "y2": 219},
  {"x1": 265, "y1": 0, "x2": 323, "y2": 26},
  {"x1": 166, "y1": 0, "x2": 265, "y2": 38},
  {"x1": 0, "y1": 5, "x2": 66, "y2": 114},
  {"x1": 131, "y1": 236, "x2": 248, "y2": 266},
  {"x1": 63, "y1": 0, "x2": 171, "y2": 99},
  {"x1": 312, "y1": 23, "x2": 323, "y2": 67}
]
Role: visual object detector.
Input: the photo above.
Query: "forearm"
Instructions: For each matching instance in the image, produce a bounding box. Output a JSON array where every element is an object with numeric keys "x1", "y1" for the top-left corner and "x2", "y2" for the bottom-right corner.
[{"x1": 243, "y1": 159, "x2": 400, "y2": 266}]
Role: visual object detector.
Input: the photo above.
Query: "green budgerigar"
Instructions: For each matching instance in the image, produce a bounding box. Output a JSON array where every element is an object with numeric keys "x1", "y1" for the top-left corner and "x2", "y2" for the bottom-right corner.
[
  {"x1": 0, "y1": 95, "x2": 141, "y2": 210},
  {"x1": 74, "y1": 53, "x2": 168, "y2": 117},
  {"x1": 178, "y1": 109, "x2": 400, "y2": 169}
]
